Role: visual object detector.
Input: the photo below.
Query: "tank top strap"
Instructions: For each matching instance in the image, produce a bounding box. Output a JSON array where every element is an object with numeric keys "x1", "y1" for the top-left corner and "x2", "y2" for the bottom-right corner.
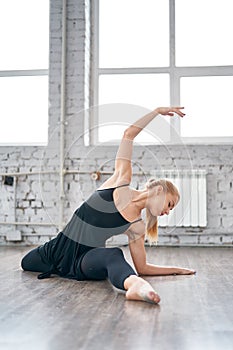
[
  {"x1": 114, "y1": 183, "x2": 130, "y2": 189},
  {"x1": 130, "y1": 217, "x2": 142, "y2": 224}
]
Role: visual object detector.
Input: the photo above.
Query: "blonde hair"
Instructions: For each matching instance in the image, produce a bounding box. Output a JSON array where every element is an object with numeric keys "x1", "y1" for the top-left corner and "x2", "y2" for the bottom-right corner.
[{"x1": 145, "y1": 178, "x2": 180, "y2": 244}]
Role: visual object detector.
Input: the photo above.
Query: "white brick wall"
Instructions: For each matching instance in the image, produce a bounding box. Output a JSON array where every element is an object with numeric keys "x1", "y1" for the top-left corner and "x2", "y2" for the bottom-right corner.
[{"x1": 0, "y1": 0, "x2": 232, "y2": 246}]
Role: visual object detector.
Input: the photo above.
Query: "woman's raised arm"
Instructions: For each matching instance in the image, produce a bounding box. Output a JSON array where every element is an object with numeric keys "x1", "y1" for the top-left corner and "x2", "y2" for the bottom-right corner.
[
  {"x1": 99, "y1": 107, "x2": 185, "y2": 188},
  {"x1": 124, "y1": 106, "x2": 185, "y2": 140},
  {"x1": 114, "y1": 107, "x2": 185, "y2": 182}
]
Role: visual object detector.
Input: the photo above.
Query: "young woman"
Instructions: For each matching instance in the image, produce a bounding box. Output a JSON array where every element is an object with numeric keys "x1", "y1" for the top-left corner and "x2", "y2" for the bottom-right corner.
[{"x1": 21, "y1": 107, "x2": 195, "y2": 305}]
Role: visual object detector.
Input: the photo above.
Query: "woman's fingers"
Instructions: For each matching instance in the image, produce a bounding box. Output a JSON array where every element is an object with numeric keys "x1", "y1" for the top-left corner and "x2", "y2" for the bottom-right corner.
[
  {"x1": 172, "y1": 107, "x2": 185, "y2": 117},
  {"x1": 157, "y1": 107, "x2": 186, "y2": 117},
  {"x1": 177, "y1": 267, "x2": 196, "y2": 275},
  {"x1": 184, "y1": 269, "x2": 196, "y2": 275}
]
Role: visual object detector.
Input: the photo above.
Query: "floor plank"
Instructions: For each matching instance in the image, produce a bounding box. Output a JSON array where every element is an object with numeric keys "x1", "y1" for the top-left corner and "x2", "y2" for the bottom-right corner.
[{"x1": 0, "y1": 246, "x2": 232, "y2": 350}]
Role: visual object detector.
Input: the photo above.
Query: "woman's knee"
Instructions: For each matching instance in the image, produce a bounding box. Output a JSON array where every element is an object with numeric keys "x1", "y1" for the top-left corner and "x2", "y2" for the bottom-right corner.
[
  {"x1": 21, "y1": 250, "x2": 35, "y2": 270},
  {"x1": 106, "y1": 247, "x2": 123, "y2": 256},
  {"x1": 21, "y1": 254, "x2": 29, "y2": 270},
  {"x1": 21, "y1": 248, "x2": 47, "y2": 272},
  {"x1": 105, "y1": 247, "x2": 124, "y2": 262}
]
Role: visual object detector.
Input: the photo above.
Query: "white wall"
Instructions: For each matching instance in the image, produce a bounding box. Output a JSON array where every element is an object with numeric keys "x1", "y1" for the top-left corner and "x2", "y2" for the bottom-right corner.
[{"x1": 0, "y1": 0, "x2": 232, "y2": 246}]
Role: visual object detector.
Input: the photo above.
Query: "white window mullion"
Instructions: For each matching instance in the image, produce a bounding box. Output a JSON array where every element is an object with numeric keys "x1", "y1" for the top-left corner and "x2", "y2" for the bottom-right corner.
[
  {"x1": 99, "y1": 67, "x2": 170, "y2": 75},
  {"x1": 170, "y1": 0, "x2": 181, "y2": 142},
  {"x1": 176, "y1": 66, "x2": 233, "y2": 77},
  {"x1": 89, "y1": 0, "x2": 100, "y2": 145},
  {"x1": 0, "y1": 70, "x2": 48, "y2": 77}
]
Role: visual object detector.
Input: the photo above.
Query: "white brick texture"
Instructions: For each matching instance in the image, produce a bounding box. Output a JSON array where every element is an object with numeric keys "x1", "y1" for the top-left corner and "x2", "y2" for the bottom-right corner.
[{"x1": 0, "y1": 0, "x2": 232, "y2": 246}]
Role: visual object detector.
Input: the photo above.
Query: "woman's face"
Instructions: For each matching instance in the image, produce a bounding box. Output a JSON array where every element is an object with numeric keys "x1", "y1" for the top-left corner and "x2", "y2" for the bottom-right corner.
[
  {"x1": 147, "y1": 186, "x2": 179, "y2": 217},
  {"x1": 159, "y1": 192, "x2": 179, "y2": 216}
]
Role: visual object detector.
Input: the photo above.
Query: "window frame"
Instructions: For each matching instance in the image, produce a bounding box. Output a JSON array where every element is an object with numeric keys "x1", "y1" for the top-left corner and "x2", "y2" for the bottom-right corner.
[
  {"x1": 90, "y1": 0, "x2": 233, "y2": 145},
  {"x1": 0, "y1": 0, "x2": 49, "y2": 146}
]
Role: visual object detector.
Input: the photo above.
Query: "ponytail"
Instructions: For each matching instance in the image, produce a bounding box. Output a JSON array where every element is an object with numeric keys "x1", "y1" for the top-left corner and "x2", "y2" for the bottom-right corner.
[
  {"x1": 145, "y1": 208, "x2": 158, "y2": 244},
  {"x1": 145, "y1": 178, "x2": 180, "y2": 244}
]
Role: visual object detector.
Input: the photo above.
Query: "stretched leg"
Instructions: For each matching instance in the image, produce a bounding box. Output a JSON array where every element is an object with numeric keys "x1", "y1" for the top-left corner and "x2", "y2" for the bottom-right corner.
[
  {"x1": 80, "y1": 247, "x2": 136, "y2": 290},
  {"x1": 21, "y1": 247, "x2": 50, "y2": 273},
  {"x1": 80, "y1": 247, "x2": 160, "y2": 304}
]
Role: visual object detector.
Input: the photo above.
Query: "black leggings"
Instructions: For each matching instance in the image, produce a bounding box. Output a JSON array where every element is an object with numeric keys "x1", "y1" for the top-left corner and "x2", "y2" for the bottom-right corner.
[{"x1": 21, "y1": 247, "x2": 136, "y2": 290}]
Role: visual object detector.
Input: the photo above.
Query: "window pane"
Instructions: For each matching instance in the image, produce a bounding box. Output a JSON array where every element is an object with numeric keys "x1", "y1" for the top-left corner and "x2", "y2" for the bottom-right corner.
[
  {"x1": 99, "y1": 74, "x2": 169, "y2": 108},
  {"x1": 180, "y1": 76, "x2": 233, "y2": 137},
  {"x1": 99, "y1": 74, "x2": 170, "y2": 142},
  {"x1": 176, "y1": 0, "x2": 233, "y2": 66},
  {"x1": 99, "y1": 0, "x2": 169, "y2": 68},
  {"x1": 0, "y1": 0, "x2": 49, "y2": 70},
  {"x1": 0, "y1": 76, "x2": 48, "y2": 144}
]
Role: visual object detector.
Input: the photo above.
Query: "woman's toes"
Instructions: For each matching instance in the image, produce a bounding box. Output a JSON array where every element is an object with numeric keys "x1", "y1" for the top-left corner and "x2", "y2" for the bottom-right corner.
[
  {"x1": 147, "y1": 291, "x2": 160, "y2": 304},
  {"x1": 148, "y1": 291, "x2": 158, "y2": 302},
  {"x1": 125, "y1": 278, "x2": 161, "y2": 304},
  {"x1": 139, "y1": 286, "x2": 161, "y2": 304}
]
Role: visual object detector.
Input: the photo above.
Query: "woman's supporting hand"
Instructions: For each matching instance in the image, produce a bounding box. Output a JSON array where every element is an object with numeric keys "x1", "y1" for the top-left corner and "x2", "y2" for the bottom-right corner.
[
  {"x1": 174, "y1": 267, "x2": 196, "y2": 275},
  {"x1": 155, "y1": 107, "x2": 186, "y2": 118}
]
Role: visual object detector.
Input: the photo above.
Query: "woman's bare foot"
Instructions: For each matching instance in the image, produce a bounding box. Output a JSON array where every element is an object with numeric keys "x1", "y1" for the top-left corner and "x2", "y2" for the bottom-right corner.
[{"x1": 124, "y1": 275, "x2": 160, "y2": 304}]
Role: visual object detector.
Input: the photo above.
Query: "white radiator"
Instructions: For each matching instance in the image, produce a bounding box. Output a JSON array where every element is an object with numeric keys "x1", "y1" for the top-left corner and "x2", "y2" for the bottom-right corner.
[{"x1": 150, "y1": 169, "x2": 207, "y2": 227}]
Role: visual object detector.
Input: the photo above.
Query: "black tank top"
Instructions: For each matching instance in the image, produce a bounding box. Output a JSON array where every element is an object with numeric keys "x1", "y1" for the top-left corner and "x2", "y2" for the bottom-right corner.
[
  {"x1": 37, "y1": 184, "x2": 141, "y2": 279},
  {"x1": 62, "y1": 184, "x2": 141, "y2": 247}
]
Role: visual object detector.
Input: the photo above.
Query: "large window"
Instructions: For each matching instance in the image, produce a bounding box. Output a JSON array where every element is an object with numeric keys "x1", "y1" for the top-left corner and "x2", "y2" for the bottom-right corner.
[
  {"x1": 0, "y1": 0, "x2": 49, "y2": 145},
  {"x1": 91, "y1": 0, "x2": 233, "y2": 144}
]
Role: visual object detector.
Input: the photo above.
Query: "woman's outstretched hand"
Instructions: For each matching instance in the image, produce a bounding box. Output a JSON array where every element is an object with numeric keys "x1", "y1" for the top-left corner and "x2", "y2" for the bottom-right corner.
[
  {"x1": 156, "y1": 107, "x2": 185, "y2": 118},
  {"x1": 174, "y1": 267, "x2": 196, "y2": 275}
]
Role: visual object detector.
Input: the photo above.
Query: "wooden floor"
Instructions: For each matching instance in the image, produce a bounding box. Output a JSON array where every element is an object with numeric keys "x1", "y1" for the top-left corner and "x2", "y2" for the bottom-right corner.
[{"x1": 0, "y1": 246, "x2": 232, "y2": 350}]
